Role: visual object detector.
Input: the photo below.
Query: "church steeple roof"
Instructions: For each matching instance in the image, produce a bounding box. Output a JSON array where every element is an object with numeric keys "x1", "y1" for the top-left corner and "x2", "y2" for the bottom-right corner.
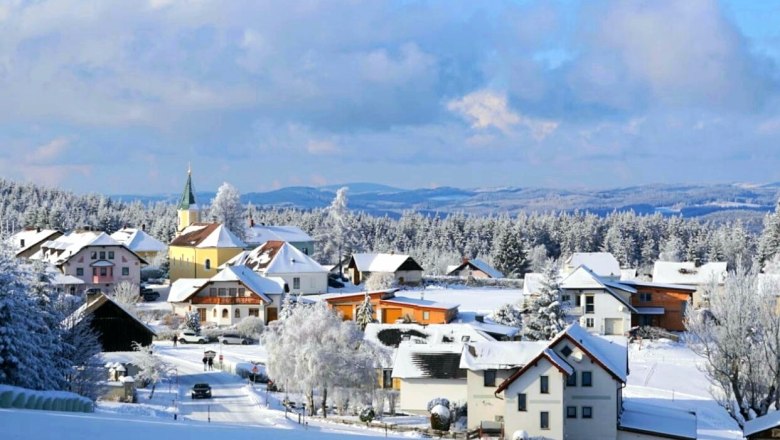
[{"x1": 178, "y1": 167, "x2": 197, "y2": 210}]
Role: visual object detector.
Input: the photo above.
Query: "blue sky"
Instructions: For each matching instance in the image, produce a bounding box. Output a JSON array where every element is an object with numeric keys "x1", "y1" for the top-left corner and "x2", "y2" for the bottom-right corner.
[{"x1": 2, "y1": 0, "x2": 780, "y2": 194}]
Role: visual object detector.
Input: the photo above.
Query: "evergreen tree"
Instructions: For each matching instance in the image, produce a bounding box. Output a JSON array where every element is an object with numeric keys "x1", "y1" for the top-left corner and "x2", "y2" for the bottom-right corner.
[
  {"x1": 491, "y1": 303, "x2": 523, "y2": 330},
  {"x1": 355, "y1": 293, "x2": 375, "y2": 331},
  {"x1": 523, "y1": 259, "x2": 566, "y2": 341},
  {"x1": 185, "y1": 311, "x2": 201, "y2": 334},
  {"x1": 492, "y1": 226, "x2": 527, "y2": 277},
  {"x1": 278, "y1": 292, "x2": 298, "y2": 321},
  {"x1": 209, "y1": 182, "x2": 245, "y2": 239}
]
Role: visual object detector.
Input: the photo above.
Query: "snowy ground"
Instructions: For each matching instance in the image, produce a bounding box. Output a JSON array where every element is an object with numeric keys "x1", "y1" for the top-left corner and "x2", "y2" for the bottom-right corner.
[{"x1": 625, "y1": 338, "x2": 742, "y2": 439}]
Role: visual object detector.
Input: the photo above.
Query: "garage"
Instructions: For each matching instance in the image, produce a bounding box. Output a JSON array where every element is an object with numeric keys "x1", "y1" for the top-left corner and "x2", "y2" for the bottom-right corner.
[
  {"x1": 605, "y1": 318, "x2": 624, "y2": 335},
  {"x1": 382, "y1": 308, "x2": 403, "y2": 323}
]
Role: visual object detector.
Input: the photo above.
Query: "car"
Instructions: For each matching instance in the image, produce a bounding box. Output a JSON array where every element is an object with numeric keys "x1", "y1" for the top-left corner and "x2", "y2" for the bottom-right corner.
[
  {"x1": 141, "y1": 291, "x2": 160, "y2": 302},
  {"x1": 218, "y1": 333, "x2": 250, "y2": 345},
  {"x1": 191, "y1": 383, "x2": 212, "y2": 399},
  {"x1": 178, "y1": 331, "x2": 207, "y2": 344}
]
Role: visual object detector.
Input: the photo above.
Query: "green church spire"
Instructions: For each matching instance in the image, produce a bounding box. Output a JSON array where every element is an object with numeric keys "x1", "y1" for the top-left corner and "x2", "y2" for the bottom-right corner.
[{"x1": 178, "y1": 166, "x2": 197, "y2": 210}]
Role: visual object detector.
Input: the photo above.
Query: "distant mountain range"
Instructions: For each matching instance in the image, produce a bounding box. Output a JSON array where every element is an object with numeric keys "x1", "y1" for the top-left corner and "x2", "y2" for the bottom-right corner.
[{"x1": 113, "y1": 182, "x2": 780, "y2": 221}]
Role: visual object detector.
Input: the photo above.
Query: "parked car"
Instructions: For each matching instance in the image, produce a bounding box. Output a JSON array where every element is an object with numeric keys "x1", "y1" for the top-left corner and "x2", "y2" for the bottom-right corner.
[
  {"x1": 178, "y1": 331, "x2": 207, "y2": 344},
  {"x1": 141, "y1": 290, "x2": 160, "y2": 302},
  {"x1": 218, "y1": 333, "x2": 250, "y2": 345},
  {"x1": 191, "y1": 383, "x2": 212, "y2": 399}
]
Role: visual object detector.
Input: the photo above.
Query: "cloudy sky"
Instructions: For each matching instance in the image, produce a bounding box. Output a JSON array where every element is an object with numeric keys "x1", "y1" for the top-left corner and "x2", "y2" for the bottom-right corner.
[{"x1": 1, "y1": 0, "x2": 780, "y2": 194}]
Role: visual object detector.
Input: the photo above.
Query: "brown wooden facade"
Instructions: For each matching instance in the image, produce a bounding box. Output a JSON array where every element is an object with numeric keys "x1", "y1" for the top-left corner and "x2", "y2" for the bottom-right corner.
[{"x1": 629, "y1": 284, "x2": 694, "y2": 331}]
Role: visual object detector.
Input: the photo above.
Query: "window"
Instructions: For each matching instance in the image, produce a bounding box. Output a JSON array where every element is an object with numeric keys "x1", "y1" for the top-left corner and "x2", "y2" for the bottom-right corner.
[
  {"x1": 76, "y1": 268, "x2": 84, "y2": 276},
  {"x1": 99, "y1": 251, "x2": 106, "y2": 260},
  {"x1": 582, "y1": 406, "x2": 593, "y2": 419},
  {"x1": 229, "y1": 288, "x2": 237, "y2": 297},
  {"x1": 239, "y1": 288, "x2": 246, "y2": 296},
  {"x1": 218, "y1": 288, "x2": 227, "y2": 297},
  {"x1": 566, "y1": 372, "x2": 577, "y2": 387},
  {"x1": 108, "y1": 251, "x2": 114, "y2": 260},
  {"x1": 461, "y1": 335, "x2": 471, "y2": 342},
  {"x1": 540, "y1": 375, "x2": 549, "y2": 394},
  {"x1": 234, "y1": 309, "x2": 240, "y2": 318},
  {"x1": 19, "y1": 239, "x2": 25, "y2": 248},
  {"x1": 586, "y1": 318, "x2": 594, "y2": 328},
  {"x1": 517, "y1": 393, "x2": 527, "y2": 412},
  {"x1": 484, "y1": 370, "x2": 497, "y2": 387},
  {"x1": 293, "y1": 277, "x2": 301, "y2": 290},
  {"x1": 576, "y1": 295, "x2": 581, "y2": 306},
  {"x1": 562, "y1": 294, "x2": 570, "y2": 302},
  {"x1": 248, "y1": 308, "x2": 259, "y2": 317},
  {"x1": 100, "y1": 267, "x2": 107, "y2": 276},
  {"x1": 303, "y1": 248, "x2": 309, "y2": 255},
  {"x1": 210, "y1": 287, "x2": 217, "y2": 296},
  {"x1": 204, "y1": 259, "x2": 211, "y2": 270},
  {"x1": 540, "y1": 411, "x2": 549, "y2": 430},
  {"x1": 382, "y1": 369, "x2": 393, "y2": 389},
  {"x1": 585, "y1": 296, "x2": 595, "y2": 313},
  {"x1": 423, "y1": 311, "x2": 430, "y2": 320},
  {"x1": 122, "y1": 267, "x2": 129, "y2": 276},
  {"x1": 566, "y1": 406, "x2": 577, "y2": 419},
  {"x1": 582, "y1": 371, "x2": 593, "y2": 387},
  {"x1": 639, "y1": 292, "x2": 652, "y2": 302},
  {"x1": 560, "y1": 345, "x2": 572, "y2": 357},
  {"x1": 91, "y1": 252, "x2": 97, "y2": 260},
  {"x1": 222, "y1": 309, "x2": 229, "y2": 318}
]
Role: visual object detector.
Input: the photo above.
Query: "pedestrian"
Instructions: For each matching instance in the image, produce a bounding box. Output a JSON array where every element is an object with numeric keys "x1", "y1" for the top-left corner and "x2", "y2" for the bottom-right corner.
[
  {"x1": 202, "y1": 356, "x2": 207, "y2": 371},
  {"x1": 172, "y1": 334, "x2": 178, "y2": 347},
  {"x1": 208, "y1": 357, "x2": 214, "y2": 371}
]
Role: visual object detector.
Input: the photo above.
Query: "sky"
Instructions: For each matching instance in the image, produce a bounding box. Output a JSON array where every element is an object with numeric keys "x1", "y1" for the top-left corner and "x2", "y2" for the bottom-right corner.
[{"x1": 2, "y1": 0, "x2": 780, "y2": 195}]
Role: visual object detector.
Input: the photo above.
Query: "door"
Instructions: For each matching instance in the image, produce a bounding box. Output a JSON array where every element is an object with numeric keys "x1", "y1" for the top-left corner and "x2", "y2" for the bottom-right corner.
[
  {"x1": 383, "y1": 308, "x2": 402, "y2": 323},
  {"x1": 197, "y1": 308, "x2": 206, "y2": 322},
  {"x1": 266, "y1": 307, "x2": 278, "y2": 323},
  {"x1": 605, "y1": 318, "x2": 623, "y2": 335}
]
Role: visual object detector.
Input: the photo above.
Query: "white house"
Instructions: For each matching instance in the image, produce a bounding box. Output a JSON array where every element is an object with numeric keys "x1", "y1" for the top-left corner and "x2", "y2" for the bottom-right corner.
[
  {"x1": 11, "y1": 227, "x2": 63, "y2": 259},
  {"x1": 563, "y1": 252, "x2": 622, "y2": 279},
  {"x1": 461, "y1": 323, "x2": 696, "y2": 440},
  {"x1": 31, "y1": 231, "x2": 146, "y2": 293},
  {"x1": 346, "y1": 253, "x2": 424, "y2": 285},
  {"x1": 244, "y1": 221, "x2": 315, "y2": 256},
  {"x1": 560, "y1": 266, "x2": 637, "y2": 336},
  {"x1": 391, "y1": 342, "x2": 468, "y2": 414},
  {"x1": 222, "y1": 240, "x2": 328, "y2": 294},
  {"x1": 168, "y1": 265, "x2": 286, "y2": 325},
  {"x1": 652, "y1": 261, "x2": 727, "y2": 306},
  {"x1": 447, "y1": 258, "x2": 504, "y2": 279}
]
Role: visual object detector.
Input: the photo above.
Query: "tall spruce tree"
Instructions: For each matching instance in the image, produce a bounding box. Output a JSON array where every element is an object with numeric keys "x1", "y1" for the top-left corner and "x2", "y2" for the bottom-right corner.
[
  {"x1": 355, "y1": 293, "x2": 375, "y2": 331},
  {"x1": 523, "y1": 259, "x2": 566, "y2": 341},
  {"x1": 493, "y1": 226, "x2": 527, "y2": 278}
]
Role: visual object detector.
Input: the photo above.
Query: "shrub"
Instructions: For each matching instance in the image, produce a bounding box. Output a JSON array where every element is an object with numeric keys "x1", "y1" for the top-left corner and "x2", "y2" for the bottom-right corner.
[{"x1": 359, "y1": 406, "x2": 375, "y2": 423}]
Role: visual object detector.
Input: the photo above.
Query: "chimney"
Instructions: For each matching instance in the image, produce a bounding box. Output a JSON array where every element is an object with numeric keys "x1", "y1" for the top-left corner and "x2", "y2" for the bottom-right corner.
[
  {"x1": 36, "y1": 226, "x2": 41, "y2": 233},
  {"x1": 475, "y1": 314, "x2": 485, "y2": 323},
  {"x1": 462, "y1": 256, "x2": 469, "y2": 264}
]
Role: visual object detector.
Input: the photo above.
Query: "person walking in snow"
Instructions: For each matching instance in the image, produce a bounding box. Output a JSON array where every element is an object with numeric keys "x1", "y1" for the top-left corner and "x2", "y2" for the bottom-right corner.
[
  {"x1": 172, "y1": 334, "x2": 178, "y2": 347},
  {"x1": 202, "y1": 356, "x2": 207, "y2": 371},
  {"x1": 207, "y1": 357, "x2": 214, "y2": 371}
]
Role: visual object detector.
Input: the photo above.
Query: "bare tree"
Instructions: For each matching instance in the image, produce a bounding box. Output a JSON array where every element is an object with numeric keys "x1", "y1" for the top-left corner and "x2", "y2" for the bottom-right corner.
[{"x1": 110, "y1": 281, "x2": 139, "y2": 316}]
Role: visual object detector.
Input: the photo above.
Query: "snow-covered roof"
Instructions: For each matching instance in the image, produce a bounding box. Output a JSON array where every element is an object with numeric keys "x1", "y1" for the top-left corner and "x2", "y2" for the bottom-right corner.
[
  {"x1": 459, "y1": 341, "x2": 548, "y2": 371},
  {"x1": 447, "y1": 258, "x2": 504, "y2": 279},
  {"x1": 364, "y1": 322, "x2": 496, "y2": 351},
  {"x1": 619, "y1": 399, "x2": 697, "y2": 439},
  {"x1": 66, "y1": 293, "x2": 157, "y2": 336},
  {"x1": 522, "y1": 272, "x2": 544, "y2": 296},
  {"x1": 634, "y1": 307, "x2": 665, "y2": 315},
  {"x1": 744, "y1": 409, "x2": 780, "y2": 437},
  {"x1": 558, "y1": 322, "x2": 627, "y2": 382},
  {"x1": 11, "y1": 228, "x2": 61, "y2": 254},
  {"x1": 463, "y1": 319, "x2": 522, "y2": 338},
  {"x1": 223, "y1": 241, "x2": 327, "y2": 274},
  {"x1": 350, "y1": 253, "x2": 423, "y2": 273},
  {"x1": 168, "y1": 278, "x2": 209, "y2": 303},
  {"x1": 618, "y1": 279, "x2": 697, "y2": 292},
  {"x1": 168, "y1": 267, "x2": 284, "y2": 303},
  {"x1": 542, "y1": 348, "x2": 574, "y2": 375},
  {"x1": 391, "y1": 342, "x2": 466, "y2": 379},
  {"x1": 620, "y1": 268, "x2": 637, "y2": 281},
  {"x1": 110, "y1": 228, "x2": 166, "y2": 253},
  {"x1": 652, "y1": 261, "x2": 728, "y2": 286},
  {"x1": 381, "y1": 296, "x2": 459, "y2": 311},
  {"x1": 244, "y1": 225, "x2": 313, "y2": 245},
  {"x1": 33, "y1": 231, "x2": 142, "y2": 266},
  {"x1": 565, "y1": 252, "x2": 621, "y2": 278},
  {"x1": 170, "y1": 223, "x2": 246, "y2": 249},
  {"x1": 561, "y1": 266, "x2": 638, "y2": 313}
]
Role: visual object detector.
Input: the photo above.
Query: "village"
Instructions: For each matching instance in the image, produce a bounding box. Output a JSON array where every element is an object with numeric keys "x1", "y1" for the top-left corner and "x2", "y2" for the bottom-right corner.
[{"x1": 4, "y1": 169, "x2": 779, "y2": 440}]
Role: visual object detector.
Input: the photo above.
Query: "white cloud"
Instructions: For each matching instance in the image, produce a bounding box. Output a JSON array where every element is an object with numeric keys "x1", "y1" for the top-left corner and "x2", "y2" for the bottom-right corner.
[{"x1": 306, "y1": 139, "x2": 341, "y2": 155}]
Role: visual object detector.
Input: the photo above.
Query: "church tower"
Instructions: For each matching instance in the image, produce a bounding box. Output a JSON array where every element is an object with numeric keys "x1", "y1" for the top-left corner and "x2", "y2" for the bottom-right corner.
[{"x1": 177, "y1": 166, "x2": 200, "y2": 231}]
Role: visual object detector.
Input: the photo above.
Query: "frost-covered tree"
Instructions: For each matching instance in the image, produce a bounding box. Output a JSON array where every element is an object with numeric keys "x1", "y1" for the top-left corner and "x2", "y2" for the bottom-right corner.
[
  {"x1": 262, "y1": 303, "x2": 377, "y2": 417},
  {"x1": 355, "y1": 293, "x2": 375, "y2": 331},
  {"x1": 523, "y1": 259, "x2": 566, "y2": 341},
  {"x1": 236, "y1": 316, "x2": 265, "y2": 339},
  {"x1": 364, "y1": 272, "x2": 396, "y2": 291},
  {"x1": 110, "y1": 281, "x2": 139, "y2": 316},
  {"x1": 493, "y1": 226, "x2": 527, "y2": 278},
  {"x1": 492, "y1": 303, "x2": 523, "y2": 330},
  {"x1": 278, "y1": 292, "x2": 298, "y2": 321},
  {"x1": 526, "y1": 244, "x2": 549, "y2": 273},
  {"x1": 184, "y1": 311, "x2": 201, "y2": 334},
  {"x1": 209, "y1": 182, "x2": 245, "y2": 240},
  {"x1": 317, "y1": 187, "x2": 359, "y2": 268},
  {"x1": 132, "y1": 342, "x2": 170, "y2": 400},
  {"x1": 61, "y1": 311, "x2": 104, "y2": 400},
  {"x1": 685, "y1": 264, "x2": 780, "y2": 427}
]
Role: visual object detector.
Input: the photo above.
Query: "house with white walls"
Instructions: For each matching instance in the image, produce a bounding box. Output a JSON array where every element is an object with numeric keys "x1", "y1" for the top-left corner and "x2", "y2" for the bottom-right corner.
[{"x1": 560, "y1": 265, "x2": 637, "y2": 336}]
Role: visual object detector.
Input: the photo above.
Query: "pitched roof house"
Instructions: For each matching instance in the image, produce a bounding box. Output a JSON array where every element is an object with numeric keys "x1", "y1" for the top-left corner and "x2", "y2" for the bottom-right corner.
[
  {"x1": 31, "y1": 231, "x2": 146, "y2": 292},
  {"x1": 323, "y1": 290, "x2": 459, "y2": 324},
  {"x1": 391, "y1": 342, "x2": 468, "y2": 414},
  {"x1": 447, "y1": 258, "x2": 504, "y2": 279},
  {"x1": 168, "y1": 223, "x2": 246, "y2": 282},
  {"x1": 168, "y1": 265, "x2": 286, "y2": 325},
  {"x1": 110, "y1": 227, "x2": 167, "y2": 263},
  {"x1": 461, "y1": 323, "x2": 695, "y2": 440},
  {"x1": 11, "y1": 228, "x2": 63, "y2": 259},
  {"x1": 244, "y1": 221, "x2": 315, "y2": 256},
  {"x1": 652, "y1": 261, "x2": 728, "y2": 307},
  {"x1": 222, "y1": 240, "x2": 328, "y2": 294},
  {"x1": 67, "y1": 293, "x2": 156, "y2": 352},
  {"x1": 346, "y1": 253, "x2": 424, "y2": 285},
  {"x1": 563, "y1": 252, "x2": 621, "y2": 279}
]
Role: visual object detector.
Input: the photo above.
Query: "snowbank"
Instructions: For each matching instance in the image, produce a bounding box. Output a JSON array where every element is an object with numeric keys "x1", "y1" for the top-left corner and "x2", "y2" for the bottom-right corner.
[{"x1": 0, "y1": 384, "x2": 93, "y2": 413}]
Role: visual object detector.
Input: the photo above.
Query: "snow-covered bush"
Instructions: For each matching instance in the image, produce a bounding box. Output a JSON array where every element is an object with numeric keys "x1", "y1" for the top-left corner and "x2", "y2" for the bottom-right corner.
[
  {"x1": 430, "y1": 403, "x2": 451, "y2": 431},
  {"x1": 359, "y1": 406, "x2": 375, "y2": 423},
  {"x1": 492, "y1": 303, "x2": 523, "y2": 329},
  {"x1": 184, "y1": 311, "x2": 201, "y2": 334},
  {"x1": 236, "y1": 316, "x2": 265, "y2": 338},
  {"x1": 365, "y1": 272, "x2": 396, "y2": 291}
]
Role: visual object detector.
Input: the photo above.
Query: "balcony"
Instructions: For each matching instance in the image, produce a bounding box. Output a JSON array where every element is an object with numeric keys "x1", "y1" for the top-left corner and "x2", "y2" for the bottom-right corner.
[
  {"x1": 191, "y1": 297, "x2": 262, "y2": 305},
  {"x1": 92, "y1": 275, "x2": 114, "y2": 284}
]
